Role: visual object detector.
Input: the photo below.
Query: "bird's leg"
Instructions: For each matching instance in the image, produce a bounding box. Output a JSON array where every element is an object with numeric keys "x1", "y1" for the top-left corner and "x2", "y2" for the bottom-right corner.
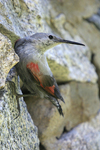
[
  {"x1": 48, "y1": 96, "x2": 64, "y2": 117},
  {"x1": 8, "y1": 80, "x2": 37, "y2": 98},
  {"x1": 8, "y1": 81, "x2": 36, "y2": 98}
]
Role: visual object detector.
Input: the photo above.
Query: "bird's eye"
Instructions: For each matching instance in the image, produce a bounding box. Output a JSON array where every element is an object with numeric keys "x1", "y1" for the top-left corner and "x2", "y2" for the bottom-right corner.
[{"x1": 49, "y1": 35, "x2": 53, "y2": 39}]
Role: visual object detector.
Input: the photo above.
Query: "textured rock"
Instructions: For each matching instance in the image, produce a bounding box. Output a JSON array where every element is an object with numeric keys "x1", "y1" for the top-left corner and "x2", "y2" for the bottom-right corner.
[
  {"x1": 0, "y1": 70, "x2": 39, "y2": 150},
  {"x1": 87, "y1": 8, "x2": 100, "y2": 30},
  {"x1": 77, "y1": 20, "x2": 100, "y2": 93},
  {"x1": 25, "y1": 82, "x2": 100, "y2": 145},
  {"x1": 85, "y1": 8, "x2": 100, "y2": 97},
  {"x1": 48, "y1": 0, "x2": 99, "y2": 22},
  {"x1": 43, "y1": 112, "x2": 100, "y2": 150},
  {"x1": 0, "y1": 0, "x2": 44, "y2": 37},
  {"x1": 0, "y1": 33, "x2": 19, "y2": 89}
]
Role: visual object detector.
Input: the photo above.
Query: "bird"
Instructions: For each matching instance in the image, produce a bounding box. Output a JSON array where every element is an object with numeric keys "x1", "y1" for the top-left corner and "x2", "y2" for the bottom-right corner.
[{"x1": 14, "y1": 33, "x2": 85, "y2": 116}]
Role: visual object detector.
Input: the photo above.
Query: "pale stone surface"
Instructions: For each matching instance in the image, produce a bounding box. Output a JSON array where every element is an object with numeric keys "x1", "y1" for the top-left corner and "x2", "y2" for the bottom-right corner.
[
  {"x1": 25, "y1": 82, "x2": 100, "y2": 145},
  {"x1": 48, "y1": 0, "x2": 99, "y2": 22},
  {"x1": 87, "y1": 8, "x2": 100, "y2": 30},
  {"x1": 43, "y1": 112, "x2": 100, "y2": 150},
  {"x1": 0, "y1": 70, "x2": 39, "y2": 150},
  {"x1": 0, "y1": 0, "x2": 44, "y2": 37},
  {"x1": 85, "y1": 8, "x2": 100, "y2": 96},
  {"x1": 0, "y1": 33, "x2": 19, "y2": 89}
]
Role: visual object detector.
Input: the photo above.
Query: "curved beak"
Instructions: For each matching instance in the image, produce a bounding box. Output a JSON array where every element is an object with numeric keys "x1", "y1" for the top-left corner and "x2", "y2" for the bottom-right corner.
[{"x1": 58, "y1": 39, "x2": 85, "y2": 46}]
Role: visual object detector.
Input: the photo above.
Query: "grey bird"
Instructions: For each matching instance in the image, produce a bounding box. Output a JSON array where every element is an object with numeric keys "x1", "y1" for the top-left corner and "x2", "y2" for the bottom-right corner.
[{"x1": 14, "y1": 33, "x2": 85, "y2": 116}]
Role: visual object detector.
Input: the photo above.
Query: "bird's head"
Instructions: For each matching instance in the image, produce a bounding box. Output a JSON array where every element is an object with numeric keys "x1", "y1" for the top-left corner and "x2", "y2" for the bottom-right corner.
[{"x1": 30, "y1": 33, "x2": 85, "y2": 53}]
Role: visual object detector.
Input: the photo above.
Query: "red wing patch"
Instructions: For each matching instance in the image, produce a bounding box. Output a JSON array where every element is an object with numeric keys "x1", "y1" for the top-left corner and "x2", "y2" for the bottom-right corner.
[
  {"x1": 27, "y1": 62, "x2": 40, "y2": 82},
  {"x1": 27, "y1": 62, "x2": 40, "y2": 73},
  {"x1": 27, "y1": 62, "x2": 55, "y2": 96}
]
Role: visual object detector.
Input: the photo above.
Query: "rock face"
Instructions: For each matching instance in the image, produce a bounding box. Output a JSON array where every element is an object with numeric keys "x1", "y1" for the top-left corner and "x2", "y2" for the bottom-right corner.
[
  {"x1": 0, "y1": 68, "x2": 39, "y2": 149},
  {"x1": 44, "y1": 112, "x2": 100, "y2": 150},
  {"x1": 0, "y1": 0, "x2": 100, "y2": 150},
  {"x1": 0, "y1": 33, "x2": 19, "y2": 89}
]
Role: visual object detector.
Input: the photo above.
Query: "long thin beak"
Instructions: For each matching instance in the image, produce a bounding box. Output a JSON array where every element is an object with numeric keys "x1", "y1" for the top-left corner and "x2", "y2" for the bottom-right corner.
[{"x1": 58, "y1": 39, "x2": 85, "y2": 46}]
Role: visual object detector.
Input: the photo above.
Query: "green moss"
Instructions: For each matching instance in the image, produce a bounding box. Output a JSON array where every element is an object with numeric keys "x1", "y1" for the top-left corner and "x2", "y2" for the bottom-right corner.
[
  {"x1": 47, "y1": 58, "x2": 69, "y2": 83},
  {"x1": 0, "y1": 24, "x2": 20, "y2": 48}
]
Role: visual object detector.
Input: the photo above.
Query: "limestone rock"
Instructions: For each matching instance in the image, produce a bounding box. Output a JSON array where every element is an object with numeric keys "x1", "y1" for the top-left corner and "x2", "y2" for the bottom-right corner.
[
  {"x1": 43, "y1": 112, "x2": 100, "y2": 150},
  {"x1": 48, "y1": 0, "x2": 99, "y2": 22},
  {"x1": 87, "y1": 8, "x2": 100, "y2": 30},
  {"x1": 0, "y1": 33, "x2": 19, "y2": 89},
  {"x1": 0, "y1": 71, "x2": 39, "y2": 150},
  {"x1": 84, "y1": 8, "x2": 100, "y2": 97},
  {"x1": 25, "y1": 82, "x2": 100, "y2": 146},
  {"x1": 0, "y1": 0, "x2": 44, "y2": 37}
]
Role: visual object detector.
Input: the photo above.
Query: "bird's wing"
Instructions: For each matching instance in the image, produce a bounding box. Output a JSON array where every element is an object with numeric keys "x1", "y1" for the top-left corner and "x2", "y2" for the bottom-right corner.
[{"x1": 26, "y1": 62, "x2": 60, "y2": 98}]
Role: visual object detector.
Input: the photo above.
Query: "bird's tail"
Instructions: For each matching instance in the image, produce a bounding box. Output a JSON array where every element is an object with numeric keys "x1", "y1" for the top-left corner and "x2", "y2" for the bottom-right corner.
[
  {"x1": 48, "y1": 96, "x2": 64, "y2": 116},
  {"x1": 60, "y1": 96, "x2": 65, "y2": 103}
]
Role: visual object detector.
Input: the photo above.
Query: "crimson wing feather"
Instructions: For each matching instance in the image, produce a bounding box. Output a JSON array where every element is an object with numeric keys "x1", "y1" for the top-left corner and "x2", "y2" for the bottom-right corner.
[{"x1": 26, "y1": 62, "x2": 57, "y2": 97}]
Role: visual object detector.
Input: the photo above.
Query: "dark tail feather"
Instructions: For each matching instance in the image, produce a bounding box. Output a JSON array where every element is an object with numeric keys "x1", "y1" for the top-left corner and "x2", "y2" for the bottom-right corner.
[
  {"x1": 48, "y1": 96, "x2": 64, "y2": 116},
  {"x1": 53, "y1": 83, "x2": 65, "y2": 103},
  {"x1": 60, "y1": 96, "x2": 65, "y2": 103}
]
